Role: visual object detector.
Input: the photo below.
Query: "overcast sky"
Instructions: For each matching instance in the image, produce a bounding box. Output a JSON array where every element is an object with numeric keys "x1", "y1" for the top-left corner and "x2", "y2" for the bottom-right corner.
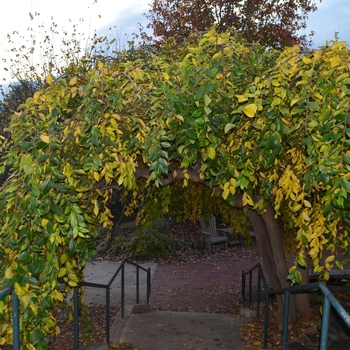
[{"x1": 0, "y1": 0, "x2": 349, "y2": 82}]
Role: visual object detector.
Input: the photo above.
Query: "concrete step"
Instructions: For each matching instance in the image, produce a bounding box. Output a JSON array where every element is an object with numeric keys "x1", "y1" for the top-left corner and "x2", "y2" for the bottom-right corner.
[
  {"x1": 80, "y1": 343, "x2": 108, "y2": 350},
  {"x1": 117, "y1": 308, "x2": 246, "y2": 349}
]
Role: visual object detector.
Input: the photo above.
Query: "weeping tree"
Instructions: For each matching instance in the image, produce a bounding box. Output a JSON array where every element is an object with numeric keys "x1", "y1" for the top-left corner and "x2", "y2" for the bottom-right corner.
[{"x1": 1, "y1": 28, "x2": 350, "y2": 347}]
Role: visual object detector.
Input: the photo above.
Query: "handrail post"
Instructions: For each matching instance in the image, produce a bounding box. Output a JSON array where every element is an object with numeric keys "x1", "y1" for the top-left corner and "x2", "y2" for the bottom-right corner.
[
  {"x1": 12, "y1": 290, "x2": 20, "y2": 350},
  {"x1": 147, "y1": 267, "x2": 151, "y2": 303},
  {"x1": 242, "y1": 271, "x2": 246, "y2": 306},
  {"x1": 121, "y1": 263, "x2": 125, "y2": 318},
  {"x1": 320, "y1": 296, "x2": 331, "y2": 350},
  {"x1": 257, "y1": 268, "x2": 261, "y2": 319},
  {"x1": 263, "y1": 293, "x2": 270, "y2": 349},
  {"x1": 248, "y1": 272, "x2": 252, "y2": 306},
  {"x1": 282, "y1": 291, "x2": 290, "y2": 350},
  {"x1": 106, "y1": 287, "x2": 110, "y2": 346},
  {"x1": 73, "y1": 287, "x2": 79, "y2": 350},
  {"x1": 136, "y1": 266, "x2": 140, "y2": 304}
]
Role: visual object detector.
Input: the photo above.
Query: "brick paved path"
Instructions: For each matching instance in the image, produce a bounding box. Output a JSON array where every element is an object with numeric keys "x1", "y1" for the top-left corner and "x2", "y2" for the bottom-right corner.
[{"x1": 150, "y1": 245, "x2": 263, "y2": 313}]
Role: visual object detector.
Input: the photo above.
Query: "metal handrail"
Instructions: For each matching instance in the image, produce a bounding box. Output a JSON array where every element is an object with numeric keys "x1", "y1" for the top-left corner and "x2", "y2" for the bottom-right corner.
[
  {"x1": 241, "y1": 263, "x2": 270, "y2": 318},
  {"x1": 264, "y1": 281, "x2": 350, "y2": 350},
  {"x1": 0, "y1": 285, "x2": 20, "y2": 350},
  {"x1": 73, "y1": 258, "x2": 151, "y2": 350}
]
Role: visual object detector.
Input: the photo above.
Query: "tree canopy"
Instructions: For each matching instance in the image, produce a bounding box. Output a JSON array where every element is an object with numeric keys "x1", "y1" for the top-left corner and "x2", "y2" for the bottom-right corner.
[
  {"x1": 143, "y1": 0, "x2": 317, "y2": 49},
  {"x1": 1, "y1": 28, "x2": 350, "y2": 347}
]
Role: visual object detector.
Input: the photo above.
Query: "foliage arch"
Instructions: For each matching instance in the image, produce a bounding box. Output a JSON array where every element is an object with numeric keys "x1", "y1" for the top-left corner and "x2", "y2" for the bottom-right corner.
[{"x1": 1, "y1": 28, "x2": 350, "y2": 347}]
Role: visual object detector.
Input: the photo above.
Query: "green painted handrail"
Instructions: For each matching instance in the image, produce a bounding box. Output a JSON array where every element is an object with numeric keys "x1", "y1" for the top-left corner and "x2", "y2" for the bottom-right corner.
[
  {"x1": 264, "y1": 281, "x2": 350, "y2": 350},
  {"x1": 0, "y1": 285, "x2": 20, "y2": 350}
]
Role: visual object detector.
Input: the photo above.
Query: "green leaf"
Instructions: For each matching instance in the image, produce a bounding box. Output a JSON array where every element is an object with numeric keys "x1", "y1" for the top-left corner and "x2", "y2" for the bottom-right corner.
[
  {"x1": 204, "y1": 81, "x2": 214, "y2": 92},
  {"x1": 40, "y1": 178, "x2": 53, "y2": 195},
  {"x1": 38, "y1": 154, "x2": 49, "y2": 162},
  {"x1": 307, "y1": 102, "x2": 319, "y2": 111},
  {"x1": 193, "y1": 118, "x2": 204, "y2": 126},
  {"x1": 205, "y1": 69, "x2": 217, "y2": 79},
  {"x1": 160, "y1": 142, "x2": 171, "y2": 148},
  {"x1": 23, "y1": 165, "x2": 34, "y2": 175},
  {"x1": 30, "y1": 329, "x2": 44, "y2": 345},
  {"x1": 18, "y1": 251, "x2": 30, "y2": 261},
  {"x1": 187, "y1": 128, "x2": 197, "y2": 140},
  {"x1": 224, "y1": 123, "x2": 236, "y2": 134},
  {"x1": 342, "y1": 154, "x2": 350, "y2": 165},
  {"x1": 341, "y1": 178, "x2": 350, "y2": 193}
]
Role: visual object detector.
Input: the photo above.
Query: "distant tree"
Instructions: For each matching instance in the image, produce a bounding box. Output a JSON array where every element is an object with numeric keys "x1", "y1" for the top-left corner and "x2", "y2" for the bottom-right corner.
[{"x1": 143, "y1": 0, "x2": 317, "y2": 49}]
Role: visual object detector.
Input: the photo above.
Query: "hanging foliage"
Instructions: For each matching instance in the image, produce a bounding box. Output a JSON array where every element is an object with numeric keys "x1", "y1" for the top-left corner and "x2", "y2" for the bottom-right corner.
[{"x1": 1, "y1": 28, "x2": 350, "y2": 346}]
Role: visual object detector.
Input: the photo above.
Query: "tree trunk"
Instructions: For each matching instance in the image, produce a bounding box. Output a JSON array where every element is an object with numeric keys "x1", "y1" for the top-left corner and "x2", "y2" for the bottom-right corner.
[
  {"x1": 248, "y1": 208, "x2": 297, "y2": 328},
  {"x1": 248, "y1": 204, "x2": 313, "y2": 328},
  {"x1": 295, "y1": 252, "x2": 311, "y2": 324}
]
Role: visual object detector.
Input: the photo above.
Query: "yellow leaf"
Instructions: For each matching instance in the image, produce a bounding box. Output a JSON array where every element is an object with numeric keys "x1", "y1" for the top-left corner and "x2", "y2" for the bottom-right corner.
[
  {"x1": 235, "y1": 94, "x2": 248, "y2": 103},
  {"x1": 33, "y1": 91, "x2": 42, "y2": 101},
  {"x1": 42, "y1": 218, "x2": 49, "y2": 228},
  {"x1": 68, "y1": 280, "x2": 78, "y2": 287},
  {"x1": 110, "y1": 118, "x2": 118, "y2": 129},
  {"x1": 302, "y1": 211, "x2": 310, "y2": 221},
  {"x1": 302, "y1": 56, "x2": 312, "y2": 64},
  {"x1": 175, "y1": 114, "x2": 184, "y2": 122},
  {"x1": 207, "y1": 146, "x2": 216, "y2": 160},
  {"x1": 69, "y1": 76, "x2": 78, "y2": 86},
  {"x1": 97, "y1": 61, "x2": 104, "y2": 69},
  {"x1": 40, "y1": 134, "x2": 50, "y2": 144},
  {"x1": 330, "y1": 55, "x2": 341, "y2": 68},
  {"x1": 323, "y1": 271, "x2": 329, "y2": 280},
  {"x1": 243, "y1": 104, "x2": 257, "y2": 118},
  {"x1": 60, "y1": 253, "x2": 68, "y2": 264},
  {"x1": 217, "y1": 36, "x2": 227, "y2": 45},
  {"x1": 46, "y1": 74, "x2": 53, "y2": 86},
  {"x1": 14, "y1": 282, "x2": 26, "y2": 296},
  {"x1": 58, "y1": 268, "x2": 66, "y2": 278},
  {"x1": 291, "y1": 204, "x2": 302, "y2": 212},
  {"x1": 303, "y1": 200, "x2": 312, "y2": 208},
  {"x1": 55, "y1": 326, "x2": 61, "y2": 336},
  {"x1": 242, "y1": 192, "x2": 254, "y2": 206},
  {"x1": 222, "y1": 188, "x2": 230, "y2": 200},
  {"x1": 30, "y1": 303, "x2": 38, "y2": 315},
  {"x1": 68, "y1": 273, "x2": 79, "y2": 282},
  {"x1": 112, "y1": 114, "x2": 122, "y2": 121},
  {"x1": 325, "y1": 262, "x2": 333, "y2": 270},
  {"x1": 21, "y1": 294, "x2": 31, "y2": 307},
  {"x1": 5, "y1": 267, "x2": 13, "y2": 279},
  {"x1": 51, "y1": 290, "x2": 64, "y2": 302},
  {"x1": 325, "y1": 255, "x2": 335, "y2": 263},
  {"x1": 93, "y1": 172, "x2": 100, "y2": 181}
]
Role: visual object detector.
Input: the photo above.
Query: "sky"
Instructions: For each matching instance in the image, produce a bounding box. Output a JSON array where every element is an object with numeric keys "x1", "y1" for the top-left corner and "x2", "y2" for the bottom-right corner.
[{"x1": 0, "y1": 0, "x2": 349, "y2": 83}]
